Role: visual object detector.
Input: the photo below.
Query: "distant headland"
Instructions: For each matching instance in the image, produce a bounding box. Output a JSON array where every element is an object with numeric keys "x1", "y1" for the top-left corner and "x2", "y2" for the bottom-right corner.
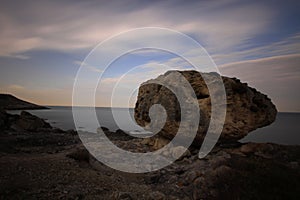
[{"x1": 0, "y1": 94, "x2": 48, "y2": 110}]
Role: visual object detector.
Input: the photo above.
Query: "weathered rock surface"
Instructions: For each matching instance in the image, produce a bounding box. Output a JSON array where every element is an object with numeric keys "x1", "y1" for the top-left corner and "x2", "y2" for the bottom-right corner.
[
  {"x1": 0, "y1": 110, "x2": 299, "y2": 199},
  {"x1": 134, "y1": 70, "x2": 277, "y2": 145}
]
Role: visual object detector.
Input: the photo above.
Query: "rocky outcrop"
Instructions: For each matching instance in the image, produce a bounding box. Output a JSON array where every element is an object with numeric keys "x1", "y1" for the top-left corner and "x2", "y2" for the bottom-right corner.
[
  {"x1": 0, "y1": 110, "x2": 51, "y2": 132},
  {"x1": 134, "y1": 70, "x2": 277, "y2": 145},
  {"x1": 0, "y1": 110, "x2": 79, "y2": 153},
  {"x1": 0, "y1": 94, "x2": 48, "y2": 110},
  {"x1": 16, "y1": 111, "x2": 51, "y2": 131}
]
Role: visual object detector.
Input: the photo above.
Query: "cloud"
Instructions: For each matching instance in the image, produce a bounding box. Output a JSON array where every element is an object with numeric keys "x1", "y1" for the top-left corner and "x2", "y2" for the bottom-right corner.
[
  {"x1": 219, "y1": 54, "x2": 300, "y2": 112},
  {"x1": 1, "y1": 0, "x2": 299, "y2": 111},
  {"x1": 0, "y1": 0, "x2": 275, "y2": 59},
  {"x1": 74, "y1": 61, "x2": 103, "y2": 73},
  {"x1": 94, "y1": 61, "x2": 188, "y2": 107},
  {"x1": 4, "y1": 52, "x2": 299, "y2": 110},
  {"x1": 212, "y1": 32, "x2": 300, "y2": 65}
]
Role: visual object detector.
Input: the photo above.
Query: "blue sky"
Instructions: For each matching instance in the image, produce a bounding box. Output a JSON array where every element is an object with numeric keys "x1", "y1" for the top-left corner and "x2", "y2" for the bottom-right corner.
[{"x1": 0, "y1": 0, "x2": 299, "y2": 111}]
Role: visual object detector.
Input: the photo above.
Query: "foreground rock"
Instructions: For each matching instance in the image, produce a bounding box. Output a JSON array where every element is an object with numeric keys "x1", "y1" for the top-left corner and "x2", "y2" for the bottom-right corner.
[
  {"x1": 1, "y1": 110, "x2": 52, "y2": 132},
  {"x1": 0, "y1": 111, "x2": 299, "y2": 199},
  {"x1": 0, "y1": 110, "x2": 78, "y2": 154},
  {"x1": 134, "y1": 70, "x2": 277, "y2": 145},
  {"x1": 16, "y1": 111, "x2": 52, "y2": 131}
]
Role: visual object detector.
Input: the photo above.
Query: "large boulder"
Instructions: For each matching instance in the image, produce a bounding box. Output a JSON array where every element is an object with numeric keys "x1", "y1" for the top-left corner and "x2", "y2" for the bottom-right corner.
[{"x1": 134, "y1": 70, "x2": 277, "y2": 146}]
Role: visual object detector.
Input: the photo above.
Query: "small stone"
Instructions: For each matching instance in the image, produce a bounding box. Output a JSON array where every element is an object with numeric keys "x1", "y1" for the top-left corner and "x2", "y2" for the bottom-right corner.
[
  {"x1": 170, "y1": 146, "x2": 191, "y2": 160},
  {"x1": 240, "y1": 143, "x2": 256, "y2": 154},
  {"x1": 111, "y1": 191, "x2": 133, "y2": 200},
  {"x1": 118, "y1": 192, "x2": 132, "y2": 200},
  {"x1": 184, "y1": 170, "x2": 200, "y2": 185},
  {"x1": 149, "y1": 191, "x2": 166, "y2": 200},
  {"x1": 168, "y1": 175, "x2": 178, "y2": 184},
  {"x1": 153, "y1": 137, "x2": 169, "y2": 150}
]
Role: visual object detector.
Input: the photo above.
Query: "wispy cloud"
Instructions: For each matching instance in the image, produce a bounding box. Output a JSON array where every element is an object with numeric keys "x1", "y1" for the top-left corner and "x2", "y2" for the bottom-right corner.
[
  {"x1": 96, "y1": 61, "x2": 190, "y2": 107},
  {"x1": 219, "y1": 54, "x2": 300, "y2": 112},
  {"x1": 0, "y1": 0, "x2": 274, "y2": 59},
  {"x1": 1, "y1": 0, "x2": 299, "y2": 111},
  {"x1": 95, "y1": 53, "x2": 300, "y2": 110},
  {"x1": 213, "y1": 32, "x2": 300, "y2": 65},
  {"x1": 74, "y1": 61, "x2": 103, "y2": 73}
]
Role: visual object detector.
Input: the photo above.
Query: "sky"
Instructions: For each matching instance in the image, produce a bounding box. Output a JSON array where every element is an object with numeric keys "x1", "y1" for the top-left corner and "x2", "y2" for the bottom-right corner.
[{"x1": 0, "y1": 0, "x2": 299, "y2": 112}]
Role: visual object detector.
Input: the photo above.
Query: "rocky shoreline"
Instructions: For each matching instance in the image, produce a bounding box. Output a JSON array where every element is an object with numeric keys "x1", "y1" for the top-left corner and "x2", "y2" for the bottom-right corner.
[{"x1": 0, "y1": 110, "x2": 299, "y2": 199}]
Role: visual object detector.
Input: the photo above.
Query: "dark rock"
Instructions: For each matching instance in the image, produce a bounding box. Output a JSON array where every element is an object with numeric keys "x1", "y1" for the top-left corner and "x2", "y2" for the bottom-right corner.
[
  {"x1": 183, "y1": 170, "x2": 200, "y2": 185},
  {"x1": 111, "y1": 191, "x2": 133, "y2": 200},
  {"x1": 0, "y1": 94, "x2": 48, "y2": 110},
  {"x1": 101, "y1": 126, "x2": 109, "y2": 132},
  {"x1": 16, "y1": 111, "x2": 51, "y2": 131},
  {"x1": 144, "y1": 174, "x2": 161, "y2": 184},
  {"x1": 0, "y1": 109, "x2": 8, "y2": 130},
  {"x1": 170, "y1": 146, "x2": 191, "y2": 160},
  {"x1": 115, "y1": 129, "x2": 126, "y2": 135},
  {"x1": 67, "y1": 148, "x2": 90, "y2": 162},
  {"x1": 66, "y1": 129, "x2": 78, "y2": 135},
  {"x1": 50, "y1": 128, "x2": 65, "y2": 133},
  {"x1": 134, "y1": 70, "x2": 277, "y2": 146}
]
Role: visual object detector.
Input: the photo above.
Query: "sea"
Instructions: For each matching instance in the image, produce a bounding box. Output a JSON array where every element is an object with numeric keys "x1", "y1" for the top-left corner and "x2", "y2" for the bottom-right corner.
[{"x1": 8, "y1": 106, "x2": 300, "y2": 145}]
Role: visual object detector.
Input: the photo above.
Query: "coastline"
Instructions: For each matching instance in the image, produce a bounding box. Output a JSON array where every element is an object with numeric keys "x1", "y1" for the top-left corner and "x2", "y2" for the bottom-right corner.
[
  {"x1": 8, "y1": 106, "x2": 300, "y2": 146},
  {"x1": 0, "y1": 94, "x2": 49, "y2": 111}
]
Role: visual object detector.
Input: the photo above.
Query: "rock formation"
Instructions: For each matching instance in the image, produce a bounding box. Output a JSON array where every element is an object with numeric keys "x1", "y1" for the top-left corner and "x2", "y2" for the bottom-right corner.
[
  {"x1": 0, "y1": 94, "x2": 48, "y2": 110},
  {"x1": 134, "y1": 70, "x2": 277, "y2": 145},
  {"x1": 0, "y1": 110, "x2": 51, "y2": 132},
  {"x1": 16, "y1": 111, "x2": 52, "y2": 131}
]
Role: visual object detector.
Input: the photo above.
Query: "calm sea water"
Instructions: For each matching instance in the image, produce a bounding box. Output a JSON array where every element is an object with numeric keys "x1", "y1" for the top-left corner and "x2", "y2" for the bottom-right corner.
[
  {"x1": 9, "y1": 106, "x2": 143, "y2": 133},
  {"x1": 8, "y1": 106, "x2": 300, "y2": 145}
]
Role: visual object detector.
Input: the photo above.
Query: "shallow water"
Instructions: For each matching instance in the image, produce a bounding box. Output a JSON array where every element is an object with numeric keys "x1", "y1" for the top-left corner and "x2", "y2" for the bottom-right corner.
[{"x1": 8, "y1": 107, "x2": 300, "y2": 145}]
